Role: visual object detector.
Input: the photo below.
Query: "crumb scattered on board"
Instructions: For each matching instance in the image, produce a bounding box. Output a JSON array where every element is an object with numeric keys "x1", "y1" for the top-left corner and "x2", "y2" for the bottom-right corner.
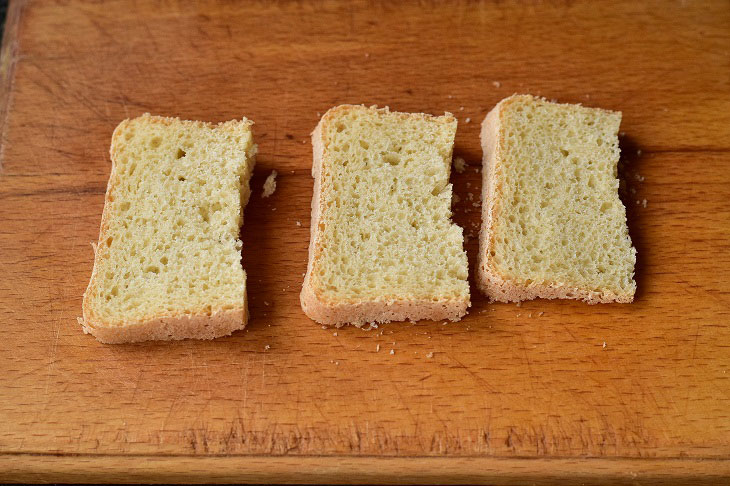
[
  {"x1": 376, "y1": 344, "x2": 380, "y2": 352},
  {"x1": 453, "y1": 156, "x2": 467, "y2": 173},
  {"x1": 492, "y1": 81, "x2": 501, "y2": 88},
  {"x1": 390, "y1": 349, "x2": 395, "y2": 355},
  {"x1": 465, "y1": 117, "x2": 471, "y2": 124},
  {"x1": 262, "y1": 170, "x2": 277, "y2": 198},
  {"x1": 296, "y1": 221, "x2": 302, "y2": 226},
  {"x1": 426, "y1": 352, "x2": 434, "y2": 358},
  {"x1": 264, "y1": 344, "x2": 271, "y2": 350}
]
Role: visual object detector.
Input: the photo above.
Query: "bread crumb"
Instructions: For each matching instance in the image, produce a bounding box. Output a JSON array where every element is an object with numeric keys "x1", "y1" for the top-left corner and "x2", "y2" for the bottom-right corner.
[
  {"x1": 376, "y1": 344, "x2": 380, "y2": 352},
  {"x1": 516, "y1": 302, "x2": 522, "y2": 307},
  {"x1": 528, "y1": 313, "x2": 532, "y2": 318},
  {"x1": 317, "y1": 112, "x2": 322, "y2": 117},
  {"x1": 322, "y1": 325, "x2": 327, "y2": 329},
  {"x1": 642, "y1": 199, "x2": 647, "y2": 208},
  {"x1": 603, "y1": 341, "x2": 607, "y2": 349},
  {"x1": 264, "y1": 344, "x2": 271, "y2": 350},
  {"x1": 426, "y1": 352, "x2": 434, "y2": 358},
  {"x1": 516, "y1": 313, "x2": 521, "y2": 318},
  {"x1": 335, "y1": 361, "x2": 339, "y2": 365},
  {"x1": 492, "y1": 81, "x2": 501, "y2": 88},
  {"x1": 390, "y1": 349, "x2": 395, "y2": 355},
  {"x1": 272, "y1": 207, "x2": 277, "y2": 211},
  {"x1": 452, "y1": 193, "x2": 461, "y2": 204},
  {"x1": 538, "y1": 311, "x2": 544, "y2": 316},
  {"x1": 264, "y1": 301, "x2": 269, "y2": 306},
  {"x1": 453, "y1": 156, "x2": 467, "y2": 173},
  {"x1": 474, "y1": 167, "x2": 479, "y2": 173},
  {"x1": 262, "y1": 170, "x2": 277, "y2": 198},
  {"x1": 448, "y1": 94, "x2": 453, "y2": 99},
  {"x1": 465, "y1": 117, "x2": 471, "y2": 124},
  {"x1": 296, "y1": 221, "x2": 302, "y2": 226},
  {"x1": 333, "y1": 332, "x2": 338, "y2": 336},
  {"x1": 364, "y1": 53, "x2": 370, "y2": 58},
  {"x1": 459, "y1": 106, "x2": 464, "y2": 111},
  {"x1": 637, "y1": 149, "x2": 642, "y2": 156}
]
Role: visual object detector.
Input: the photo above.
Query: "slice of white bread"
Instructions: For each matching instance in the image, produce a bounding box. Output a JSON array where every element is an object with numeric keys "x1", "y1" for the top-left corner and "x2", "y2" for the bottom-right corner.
[
  {"x1": 477, "y1": 95, "x2": 636, "y2": 303},
  {"x1": 300, "y1": 105, "x2": 470, "y2": 327},
  {"x1": 81, "y1": 114, "x2": 256, "y2": 343}
]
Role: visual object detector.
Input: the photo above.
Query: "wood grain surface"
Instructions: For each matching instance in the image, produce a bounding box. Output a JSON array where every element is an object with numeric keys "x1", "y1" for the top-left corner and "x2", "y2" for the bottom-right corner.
[{"x1": 1, "y1": 0, "x2": 729, "y2": 483}]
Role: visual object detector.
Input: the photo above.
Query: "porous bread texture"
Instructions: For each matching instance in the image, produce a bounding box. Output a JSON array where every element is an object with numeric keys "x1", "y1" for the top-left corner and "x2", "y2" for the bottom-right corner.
[
  {"x1": 477, "y1": 95, "x2": 636, "y2": 304},
  {"x1": 81, "y1": 113, "x2": 256, "y2": 343},
  {"x1": 301, "y1": 105, "x2": 470, "y2": 327}
]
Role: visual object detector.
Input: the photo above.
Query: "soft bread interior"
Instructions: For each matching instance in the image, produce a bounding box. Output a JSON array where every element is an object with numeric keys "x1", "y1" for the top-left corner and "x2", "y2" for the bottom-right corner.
[
  {"x1": 489, "y1": 96, "x2": 636, "y2": 298},
  {"x1": 312, "y1": 106, "x2": 469, "y2": 304},
  {"x1": 85, "y1": 114, "x2": 255, "y2": 327}
]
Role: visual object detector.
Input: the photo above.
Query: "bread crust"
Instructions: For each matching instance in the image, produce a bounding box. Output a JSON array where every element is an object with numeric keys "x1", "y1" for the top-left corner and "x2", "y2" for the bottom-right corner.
[
  {"x1": 300, "y1": 105, "x2": 469, "y2": 327},
  {"x1": 80, "y1": 114, "x2": 252, "y2": 343},
  {"x1": 476, "y1": 95, "x2": 634, "y2": 304},
  {"x1": 80, "y1": 307, "x2": 247, "y2": 344}
]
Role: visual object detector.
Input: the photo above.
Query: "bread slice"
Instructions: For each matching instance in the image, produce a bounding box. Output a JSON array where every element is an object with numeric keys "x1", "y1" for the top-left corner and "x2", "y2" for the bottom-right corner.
[
  {"x1": 81, "y1": 114, "x2": 257, "y2": 343},
  {"x1": 477, "y1": 95, "x2": 636, "y2": 304},
  {"x1": 301, "y1": 105, "x2": 470, "y2": 327}
]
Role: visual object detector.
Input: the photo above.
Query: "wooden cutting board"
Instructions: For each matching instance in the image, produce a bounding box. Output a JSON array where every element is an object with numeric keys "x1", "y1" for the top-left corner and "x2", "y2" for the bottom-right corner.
[{"x1": 1, "y1": 0, "x2": 729, "y2": 483}]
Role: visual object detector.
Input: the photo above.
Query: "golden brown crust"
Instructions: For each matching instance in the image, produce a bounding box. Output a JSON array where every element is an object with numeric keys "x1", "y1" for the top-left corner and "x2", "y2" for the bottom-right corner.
[
  {"x1": 80, "y1": 308, "x2": 247, "y2": 344},
  {"x1": 80, "y1": 114, "x2": 252, "y2": 342},
  {"x1": 476, "y1": 95, "x2": 634, "y2": 304},
  {"x1": 300, "y1": 105, "x2": 469, "y2": 326}
]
